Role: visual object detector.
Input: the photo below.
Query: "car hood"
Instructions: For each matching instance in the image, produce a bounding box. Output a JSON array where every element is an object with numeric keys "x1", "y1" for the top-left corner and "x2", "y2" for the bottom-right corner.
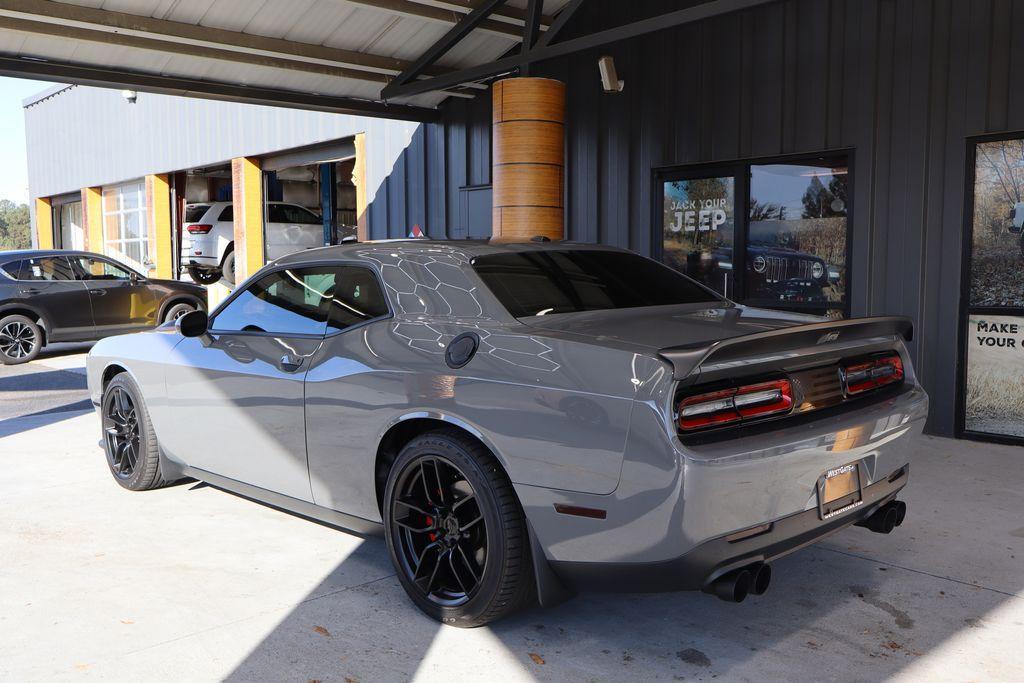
[{"x1": 519, "y1": 303, "x2": 823, "y2": 351}]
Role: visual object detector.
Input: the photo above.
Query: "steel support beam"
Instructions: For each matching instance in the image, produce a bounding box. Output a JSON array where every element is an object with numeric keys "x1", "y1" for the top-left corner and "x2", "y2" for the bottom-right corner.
[
  {"x1": 0, "y1": 56, "x2": 439, "y2": 122},
  {"x1": 382, "y1": 0, "x2": 779, "y2": 99},
  {"x1": 0, "y1": 0, "x2": 449, "y2": 79},
  {"x1": 389, "y1": 0, "x2": 509, "y2": 89},
  {"x1": 534, "y1": 0, "x2": 584, "y2": 48},
  {"x1": 519, "y1": 0, "x2": 544, "y2": 75},
  {"x1": 341, "y1": 0, "x2": 541, "y2": 37}
]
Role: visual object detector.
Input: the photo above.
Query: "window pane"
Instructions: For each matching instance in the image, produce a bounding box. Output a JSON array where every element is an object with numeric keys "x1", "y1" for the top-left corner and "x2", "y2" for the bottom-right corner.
[
  {"x1": 213, "y1": 267, "x2": 336, "y2": 335},
  {"x1": 124, "y1": 211, "x2": 143, "y2": 240},
  {"x1": 186, "y1": 205, "x2": 210, "y2": 222},
  {"x1": 327, "y1": 267, "x2": 389, "y2": 333},
  {"x1": 71, "y1": 256, "x2": 133, "y2": 281},
  {"x1": 287, "y1": 205, "x2": 321, "y2": 224},
  {"x1": 746, "y1": 161, "x2": 848, "y2": 317},
  {"x1": 969, "y1": 139, "x2": 1024, "y2": 307},
  {"x1": 2, "y1": 260, "x2": 24, "y2": 279},
  {"x1": 474, "y1": 250, "x2": 720, "y2": 318},
  {"x1": 20, "y1": 257, "x2": 74, "y2": 281},
  {"x1": 218, "y1": 205, "x2": 234, "y2": 222},
  {"x1": 661, "y1": 176, "x2": 735, "y2": 296},
  {"x1": 267, "y1": 205, "x2": 289, "y2": 223}
]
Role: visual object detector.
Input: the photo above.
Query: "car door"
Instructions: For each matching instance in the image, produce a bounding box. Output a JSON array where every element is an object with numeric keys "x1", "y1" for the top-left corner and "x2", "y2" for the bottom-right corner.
[
  {"x1": 68, "y1": 255, "x2": 159, "y2": 334},
  {"x1": 265, "y1": 204, "x2": 324, "y2": 261},
  {"x1": 9, "y1": 256, "x2": 93, "y2": 341},
  {"x1": 160, "y1": 265, "x2": 339, "y2": 501}
]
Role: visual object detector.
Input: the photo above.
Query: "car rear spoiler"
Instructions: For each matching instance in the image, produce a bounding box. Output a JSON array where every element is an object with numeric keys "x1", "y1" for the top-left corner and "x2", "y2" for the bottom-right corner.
[{"x1": 659, "y1": 316, "x2": 914, "y2": 384}]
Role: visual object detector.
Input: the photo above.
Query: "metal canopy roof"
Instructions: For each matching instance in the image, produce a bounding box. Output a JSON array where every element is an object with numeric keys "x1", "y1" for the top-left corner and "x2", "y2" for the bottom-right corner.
[
  {"x1": 0, "y1": 0, "x2": 571, "y2": 121},
  {"x1": 1, "y1": 0, "x2": 777, "y2": 121}
]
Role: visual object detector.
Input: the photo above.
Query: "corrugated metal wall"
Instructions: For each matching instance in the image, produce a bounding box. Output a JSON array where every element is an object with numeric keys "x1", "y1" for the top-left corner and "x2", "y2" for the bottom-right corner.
[{"x1": 440, "y1": 0, "x2": 1019, "y2": 437}]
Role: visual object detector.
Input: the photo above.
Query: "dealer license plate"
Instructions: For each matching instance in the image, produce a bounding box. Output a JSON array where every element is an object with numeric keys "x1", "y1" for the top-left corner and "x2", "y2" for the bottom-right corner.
[{"x1": 817, "y1": 462, "x2": 863, "y2": 519}]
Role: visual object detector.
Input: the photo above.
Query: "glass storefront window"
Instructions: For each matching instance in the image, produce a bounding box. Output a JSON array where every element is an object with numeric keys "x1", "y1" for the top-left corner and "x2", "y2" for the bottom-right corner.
[
  {"x1": 961, "y1": 136, "x2": 1024, "y2": 441},
  {"x1": 661, "y1": 176, "x2": 735, "y2": 297},
  {"x1": 746, "y1": 161, "x2": 848, "y2": 316},
  {"x1": 101, "y1": 181, "x2": 149, "y2": 273},
  {"x1": 658, "y1": 154, "x2": 850, "y2": 318}
]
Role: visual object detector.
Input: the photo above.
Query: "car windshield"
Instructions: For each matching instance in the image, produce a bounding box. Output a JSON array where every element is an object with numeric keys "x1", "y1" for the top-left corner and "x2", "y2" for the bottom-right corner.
[{"x1": 473, "y1": 249, "x2": 723, "y2": 318}]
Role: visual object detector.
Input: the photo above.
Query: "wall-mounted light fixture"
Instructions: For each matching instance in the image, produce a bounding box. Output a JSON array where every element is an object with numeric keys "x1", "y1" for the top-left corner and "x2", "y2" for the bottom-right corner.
[
  {"x1": 121, "y1": 89, "x2": 138, "y2": 104},
  {"x1": 598, "y1": 56, "x2": 624, "y2": 94}
]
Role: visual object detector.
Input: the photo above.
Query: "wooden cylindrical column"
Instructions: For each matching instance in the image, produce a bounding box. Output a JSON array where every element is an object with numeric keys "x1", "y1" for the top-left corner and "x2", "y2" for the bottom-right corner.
[{"x1": 492, "y1": 77, "x2": 565, "y2": 241}]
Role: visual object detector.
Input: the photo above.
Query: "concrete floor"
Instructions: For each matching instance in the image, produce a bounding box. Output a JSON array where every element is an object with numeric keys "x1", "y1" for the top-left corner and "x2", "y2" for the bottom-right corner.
[{"x1": 1, "y1": 351, "x2": 1022, "y2": 682}]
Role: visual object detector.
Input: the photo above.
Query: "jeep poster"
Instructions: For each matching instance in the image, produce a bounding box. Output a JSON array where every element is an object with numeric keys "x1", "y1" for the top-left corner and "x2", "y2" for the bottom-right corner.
[
  {"x1": 661, "y1": 176, "x2": 735, "y2": 297},
  {"x1": 965, "y1": 314, "x2": 1024, "y2": 437},
  {"x1": 964, "y1": 138, "x2": 1024, "y2": 439}
]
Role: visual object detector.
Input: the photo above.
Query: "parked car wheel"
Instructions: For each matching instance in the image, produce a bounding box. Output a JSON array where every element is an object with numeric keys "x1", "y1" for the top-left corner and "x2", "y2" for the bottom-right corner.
[
  {"x1": 187, "y1": 265, "x2": 221, "y2": 285},
  {"x1": 221, "y1": 249, "x2": 236, "y2": 286},
  {"x1": 162, "y1": 302, "x2": 196, "y2": 324},
  {"x1": 101, "y1": 373, "x2": 170, "y2": 491},
  {"x1": 0, "y1": 314, "x2": 42, "y2": 365},
  {"x1": 383, "y1": 429, "x2": 534, "y2": 627}
]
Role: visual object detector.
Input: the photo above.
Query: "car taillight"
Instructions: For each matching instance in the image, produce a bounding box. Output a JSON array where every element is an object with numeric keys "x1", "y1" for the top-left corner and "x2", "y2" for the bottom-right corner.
[
  {"x1": 187, "y1": 224, "x2": 213, "y2": 234},
  {"x1": 678, "y1": 379, "x2": 793, "y2": 431},
  {"x1": 842, "y1": 354, "x2": 904, "y2": 395}
]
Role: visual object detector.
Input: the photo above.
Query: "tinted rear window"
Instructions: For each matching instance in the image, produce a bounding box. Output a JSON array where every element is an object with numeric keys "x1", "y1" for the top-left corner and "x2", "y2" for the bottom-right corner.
[
  {"x1": 1, "y1": 260, "x2": 23, "y2": 279},
  {"x1": 473, "y1": 249, "x2": 722, "y2": 318},
  {"x1": 185, "y1": 205, "x2": 210, "y2": 222}
]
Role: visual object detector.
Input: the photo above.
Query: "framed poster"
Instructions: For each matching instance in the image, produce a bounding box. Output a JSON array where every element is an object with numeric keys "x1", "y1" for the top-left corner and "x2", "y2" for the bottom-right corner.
[{"x1": 959, "y1": 133, "x2": 1024, "y2": 442}]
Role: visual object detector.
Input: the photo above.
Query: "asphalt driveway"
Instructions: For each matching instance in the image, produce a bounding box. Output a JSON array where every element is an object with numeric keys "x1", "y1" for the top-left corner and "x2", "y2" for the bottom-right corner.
[{"x1": 1, "y1": 350, "x2": 1022, "y2": 681}]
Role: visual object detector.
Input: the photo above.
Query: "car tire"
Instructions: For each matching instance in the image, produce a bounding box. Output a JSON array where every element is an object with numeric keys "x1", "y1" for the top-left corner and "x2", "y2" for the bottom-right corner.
[
  {"x1": 162, "y1": 302, "x2": 196, "y2": 324},
  {"x1": 383, "y1": 428, "x2": 534, "y2": 628},
  {"x1": 0, "y1": 314, "x2": 43, "y2": 365},
  {"x1": 187, "y1": 265, "x2": 221, "y2": 285},
  {"x1": 101, "y1": 373, "x2": 171, "y2": 491},
  {"x1": 221, "y1": 249, "x2": 236, "y2": 286}
]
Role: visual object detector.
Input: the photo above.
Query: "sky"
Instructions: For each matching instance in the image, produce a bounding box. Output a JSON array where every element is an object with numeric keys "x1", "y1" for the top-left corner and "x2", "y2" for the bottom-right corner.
[{"x1": 0, "y1": 76, "x2": 62, "y2": 206}]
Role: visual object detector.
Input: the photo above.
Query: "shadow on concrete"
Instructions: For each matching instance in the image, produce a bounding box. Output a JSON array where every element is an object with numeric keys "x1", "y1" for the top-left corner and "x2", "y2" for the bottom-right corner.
[
  {"x1": 0, "y1": 400, "x2": 94, "y2": 438},
  {"x1": 0, "y1": 368, "x2": 87, "y2": 392},
  {"x1": 213, "y1": 438, "x2": 1022, "y2": 681}
]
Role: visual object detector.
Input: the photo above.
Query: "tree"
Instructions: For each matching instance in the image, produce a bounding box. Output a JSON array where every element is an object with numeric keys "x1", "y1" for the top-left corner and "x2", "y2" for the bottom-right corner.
[{"x1": 0, "y1": 199, "x2": 32, "y2": 250}]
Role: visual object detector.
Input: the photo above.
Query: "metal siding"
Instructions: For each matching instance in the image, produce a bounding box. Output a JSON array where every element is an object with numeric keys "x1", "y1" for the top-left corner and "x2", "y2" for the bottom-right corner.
[{"x1": 430, "y1": 0, "x2": 1017, "y2": 437}]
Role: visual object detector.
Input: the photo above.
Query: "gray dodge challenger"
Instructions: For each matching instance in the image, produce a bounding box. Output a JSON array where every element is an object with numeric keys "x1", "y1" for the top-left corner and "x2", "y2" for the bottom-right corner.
[{"x1": 86, "y1": 240, "x2": 927, "y2": 627}]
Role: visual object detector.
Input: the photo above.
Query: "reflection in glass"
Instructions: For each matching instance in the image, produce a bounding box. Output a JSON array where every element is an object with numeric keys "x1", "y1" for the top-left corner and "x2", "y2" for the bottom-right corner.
[
  {"x1": 661, "y1": 176, "x2": 735, "y2": 296},
  {"x1": 969, "y1": 138, "x2": 1024, "y2": 307},
  {"x1": 747, "y1": 161, "x2": 848, "y2": 317}
]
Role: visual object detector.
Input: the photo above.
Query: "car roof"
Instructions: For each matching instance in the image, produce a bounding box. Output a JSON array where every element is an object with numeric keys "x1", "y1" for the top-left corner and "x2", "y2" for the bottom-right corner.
[
  {"x1": 273, "y1": 239, "x2": 630, "y2": 266},
  {"x1": 0, "y1": 249, "x2": 101, "y2": 262}
]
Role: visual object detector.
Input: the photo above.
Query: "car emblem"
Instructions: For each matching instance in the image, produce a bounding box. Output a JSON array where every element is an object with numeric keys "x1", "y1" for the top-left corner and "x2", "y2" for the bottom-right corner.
[{"x1": 818, "y1": 330, "x2": 840, "y2": 344}]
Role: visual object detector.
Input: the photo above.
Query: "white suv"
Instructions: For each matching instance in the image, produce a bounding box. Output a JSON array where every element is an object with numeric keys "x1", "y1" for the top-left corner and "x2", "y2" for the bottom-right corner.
[{"x1": 181, "y1": 201, "x2": 324, "y2": 285}]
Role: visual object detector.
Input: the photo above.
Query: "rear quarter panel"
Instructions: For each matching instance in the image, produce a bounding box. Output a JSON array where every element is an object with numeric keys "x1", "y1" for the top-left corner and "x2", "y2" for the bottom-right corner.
[{"x1": 304, "y1": 317, "x2": 642, "y2": 521}]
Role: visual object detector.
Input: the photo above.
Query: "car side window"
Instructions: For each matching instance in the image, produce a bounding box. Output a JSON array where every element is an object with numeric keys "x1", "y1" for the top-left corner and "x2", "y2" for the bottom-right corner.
[
  {"x1": 212, "y1": 266, "x2": 337, "y2": 336},
  {"x1": 17, "y1": 257, "x2": 75, "y2": 281},
  {"x1": 1, "y1": 260, "x2": 23, "y2": 279},
  {"x1": 285, "y1": 205, "x2": 322, "y2": 225},
  {"x1": 326, "y1": 266, "x2": 389, "y2": 334},
  {"x1": 70, "y1": 256, "x2": 134, "y2": 281},
  {"x1": 218, "y1": 205, "x2": 234, "y2": 221},
  {"x1": 267, "y1": 205, "x2": 289, "y2": 223}
]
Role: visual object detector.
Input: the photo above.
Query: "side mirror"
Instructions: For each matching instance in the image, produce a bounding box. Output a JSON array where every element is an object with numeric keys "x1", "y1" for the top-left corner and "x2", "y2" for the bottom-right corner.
[{"x1": 177, "y1": 309, "x2": 209, "y2": 338}]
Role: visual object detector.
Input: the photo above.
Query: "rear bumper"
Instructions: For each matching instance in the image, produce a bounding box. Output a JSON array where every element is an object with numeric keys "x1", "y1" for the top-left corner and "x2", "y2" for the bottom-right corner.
[{"x1": 551, "y1": 464, "x2": 907, "y2": 592}]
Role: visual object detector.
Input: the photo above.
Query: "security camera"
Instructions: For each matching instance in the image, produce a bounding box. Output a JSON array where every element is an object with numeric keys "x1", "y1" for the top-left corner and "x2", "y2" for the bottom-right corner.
[
  {"x1": 598, "y1": 56, "x2": 624, "y2": 93},
  {"x1": 121, "y1": 89, "x2": 138, "y2": 104}
]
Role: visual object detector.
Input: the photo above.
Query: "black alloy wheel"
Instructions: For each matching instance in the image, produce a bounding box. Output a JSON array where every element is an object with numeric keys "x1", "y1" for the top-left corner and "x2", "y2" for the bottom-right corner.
[
  {"x1": 391, "y1": 456, "x2": 487, "y2": 607},
  {"x1": 0, "y1": 315, "x2": 42, "y2": 364},
  {"x1": 100, "y1": 374, "x2": 171, "y2": 491},
  {"x1": 384, "y1": 430, "x2": 534, "y2": 627},
  {"x1": 104, "y1": 386, "x2": 141, "y2": 479}
]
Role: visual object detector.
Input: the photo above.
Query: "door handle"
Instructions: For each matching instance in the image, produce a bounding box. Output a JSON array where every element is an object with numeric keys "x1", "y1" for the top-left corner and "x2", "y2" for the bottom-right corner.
[
  {"x1": 278, "y1": 354, "x2": 304, "y2": 372},
  {"x1": 19, "y1": 288, "x2": 41, "y2": 296},
  {"x1": 89, "y1": 289, "x2": 107, "y2": 296}
]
